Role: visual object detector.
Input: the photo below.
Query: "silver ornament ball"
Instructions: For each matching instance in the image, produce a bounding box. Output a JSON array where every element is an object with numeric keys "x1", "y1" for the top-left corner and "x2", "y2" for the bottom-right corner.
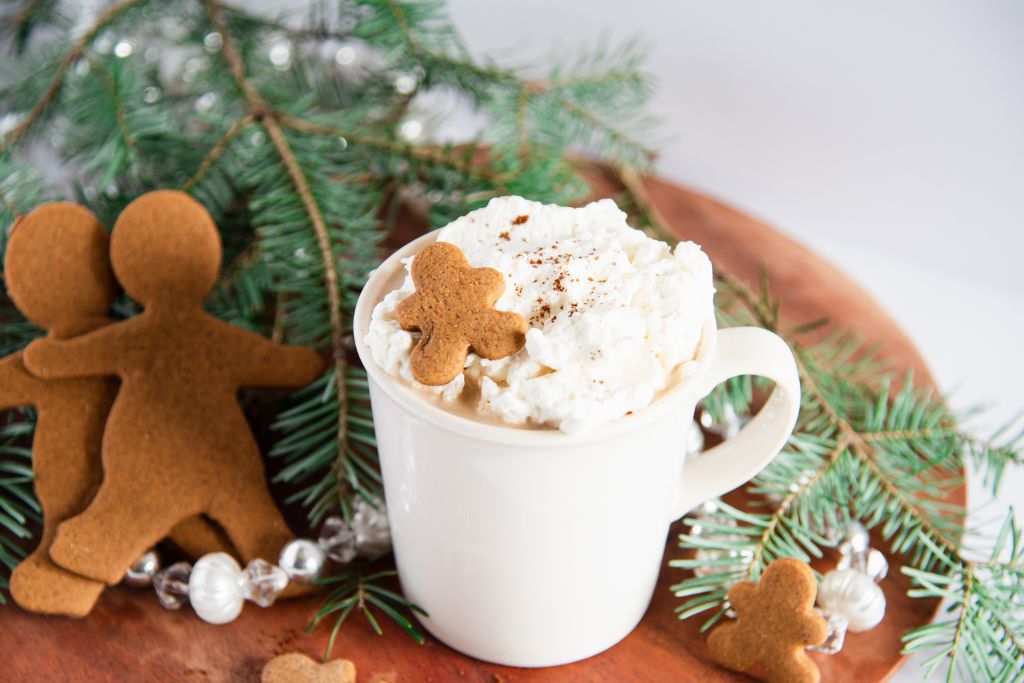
[
  {"x1": 124, "y1": 549, "x2": 160, "y2": 587},
  {"x1": 189, "y1": 552, "x2": 245, "y2": 625},
  {"x1": 279, "y1": 539, "x2": 326, "y2": 583},
  {"x1": 818, "y1": 568, "x2": 886, "y2": 632}
]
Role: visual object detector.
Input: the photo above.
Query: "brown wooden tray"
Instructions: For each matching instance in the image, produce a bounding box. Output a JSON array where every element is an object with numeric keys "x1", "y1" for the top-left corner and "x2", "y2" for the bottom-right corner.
[{"x1": 0, "y1": 173, "x2": 959, "y2": 682}]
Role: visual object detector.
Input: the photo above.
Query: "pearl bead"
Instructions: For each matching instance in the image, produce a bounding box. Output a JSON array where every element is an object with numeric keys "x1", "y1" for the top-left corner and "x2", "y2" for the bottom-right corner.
[
  {"x1": 279, "y1": 539, "x2": 326, "y2": 583},
  {"x1": 189, "y1": 552, "x2": 244, "y2": 624},
  {"x1": 818, "y1": 569, "x2": 886, "y2": 632}
]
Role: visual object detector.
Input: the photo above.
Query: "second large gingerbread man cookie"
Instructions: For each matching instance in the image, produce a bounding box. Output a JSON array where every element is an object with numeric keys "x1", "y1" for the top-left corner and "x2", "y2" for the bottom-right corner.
[{"x1": 24, "y1": 190, "x2": 324, "y2": 585}]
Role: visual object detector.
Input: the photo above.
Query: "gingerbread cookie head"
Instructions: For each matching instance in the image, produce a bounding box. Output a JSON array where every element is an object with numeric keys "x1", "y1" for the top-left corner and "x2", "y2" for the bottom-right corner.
[
  {"x1": 396, "y1": 241, "x2": 527, "y2": 386},
  {"x1": 5, "y1": 203, "x2": 115, "y2": 338},
  {"x1": 707, "y1": 557, "x2": 828, "y2": 683},
  {"x1": 111, "y1": 190, "x2": 221, "y2": 307}
]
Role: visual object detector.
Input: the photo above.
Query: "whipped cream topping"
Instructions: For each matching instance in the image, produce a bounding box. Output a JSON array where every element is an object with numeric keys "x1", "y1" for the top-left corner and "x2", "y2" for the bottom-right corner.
[{"x1": 364, "y1": 196, "x2": 715, "y2": 433}]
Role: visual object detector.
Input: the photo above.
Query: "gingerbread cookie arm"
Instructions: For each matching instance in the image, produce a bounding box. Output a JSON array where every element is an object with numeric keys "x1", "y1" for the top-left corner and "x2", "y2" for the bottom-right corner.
[
  {"x1": 222, "y1": 324, "x2": 324, "y2": 388},
  {"x1": 469, "y1": 310, "x2": 527, "y2": 360},
  {"x1": 0, "y1": 353, "x2": 42, "y2": 410},
  {"x1": 23, "y1": 325, "x2": 129, "y2": 379}
]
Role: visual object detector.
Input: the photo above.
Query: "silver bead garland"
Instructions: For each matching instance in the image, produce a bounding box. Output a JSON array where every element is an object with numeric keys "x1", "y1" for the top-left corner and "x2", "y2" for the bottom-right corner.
[{"x1": 131, "y1": 499, "x2": 391, "y2": 624}]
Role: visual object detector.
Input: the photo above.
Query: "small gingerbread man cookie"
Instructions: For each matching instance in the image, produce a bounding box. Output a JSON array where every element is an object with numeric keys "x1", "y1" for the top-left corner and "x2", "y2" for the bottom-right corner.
[
  {"x1": 707, "y1": 557, "x2": 828, "y2": 683},
  {"x1": 397, "y1": 241, "x2": 527, "y2": 386}
]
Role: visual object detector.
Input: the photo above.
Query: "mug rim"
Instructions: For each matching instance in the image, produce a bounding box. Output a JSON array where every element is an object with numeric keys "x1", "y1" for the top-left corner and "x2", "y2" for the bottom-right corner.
[{"x1": 353, "y1": 231, "x2": 717, "y2": 447}]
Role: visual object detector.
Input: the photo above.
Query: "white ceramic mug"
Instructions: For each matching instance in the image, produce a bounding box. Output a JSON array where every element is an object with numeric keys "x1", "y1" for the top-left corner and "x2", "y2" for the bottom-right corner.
[{"x1": 353, "y1": 232, "x2": 802, "y2": 668}]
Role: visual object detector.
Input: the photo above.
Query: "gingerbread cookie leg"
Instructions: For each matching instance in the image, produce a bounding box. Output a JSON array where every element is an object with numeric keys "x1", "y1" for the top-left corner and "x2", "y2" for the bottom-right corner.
[
  {"x1": 50, "y1": 468, "x2": 206, "y2": 585},
  {"x1": 168, "y1": 516, "x2": 237, "y2": 559},
  {"x1": 9, "y1": 460, "x2": 105, "y2": 617},
  {"x1": 0, "y1": 356, "x2": 110, "y2": 617},
  {"x1": 207, "y1": 469, "x2": 294, "y2": 565},
  {"x1": 9, "y1": 425, "x2": 106, "y2": 616}
]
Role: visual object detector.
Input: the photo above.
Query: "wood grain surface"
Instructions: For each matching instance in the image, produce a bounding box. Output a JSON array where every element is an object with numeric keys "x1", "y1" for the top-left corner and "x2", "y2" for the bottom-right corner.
[{"x1": 0, "y1": 174, "x2": 960, "y2": 682}]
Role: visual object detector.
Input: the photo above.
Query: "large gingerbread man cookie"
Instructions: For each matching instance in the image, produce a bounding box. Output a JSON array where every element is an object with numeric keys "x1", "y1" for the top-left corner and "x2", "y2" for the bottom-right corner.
[
  {"x1": 397, "y1": 241, "x2": 527, "y2": 385},
  {"x1": 707, "y1": 557, "x2": 828, "y2": 683},
  {"x1": 23, "y1": 190, "x2": 324, "y2": 586},
  {"x1": 2, "y1": 203, "x2": 229, "y2": 617}
]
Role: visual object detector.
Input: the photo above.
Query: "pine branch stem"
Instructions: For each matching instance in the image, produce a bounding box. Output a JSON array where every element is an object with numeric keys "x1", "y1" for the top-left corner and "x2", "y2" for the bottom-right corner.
[
  {"x1": 559, "y1": 98, "x2": 656, "y2": 163},
  {"x1": 383, "y1": 0, "x2": 421, "y2": 51},
  {"x1": 797, "y1": 355, "x2": 963, "y2": 556},
  {"x1": 0, "y1": 0, "x2": 142, "y2": 153},
  {"x1": 614, "y1": 163, "x2": 672, "y2": 240},
  {"x1": 13, "y1": 0, "x2": 42, "y2": 32},
  {"x1": 271, "y1": 292, "x2": 286, "y2": 344},
  {"x1": 205, "y1": 0, "x2": 351, "y2": 498},
  {"x1": 861, "y1": 428, "x2": 959, "y2": 442},
  {"x1": 947, "y1": 564, "x2": 973, "y2": 682},
  {"x1": 746, "y1": 439, "x2": 848, "y2": 579},
  {"x1": 86, "y1": 55, "x2": 134, "y2": 150},
  {"x1": 278, "y1": 114, "x2": 506, "y2": 188},
  {"x1": 181, "y1": 114, "x2": 253, "y2": 191},
  {"x1": 515, "y1": 84, "x2": 533, "y2": 160}
]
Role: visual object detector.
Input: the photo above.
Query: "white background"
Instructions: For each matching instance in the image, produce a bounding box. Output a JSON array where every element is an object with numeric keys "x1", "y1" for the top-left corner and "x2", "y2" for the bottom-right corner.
[{"x1": 443, "y1": 2, "x2": 1023, "y2": 681}]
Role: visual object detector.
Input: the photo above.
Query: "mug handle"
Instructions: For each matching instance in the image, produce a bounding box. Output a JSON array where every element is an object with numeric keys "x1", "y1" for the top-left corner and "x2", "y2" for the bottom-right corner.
[{"x1": 672, "y1": 326, "x2": 802, "y2": 520}]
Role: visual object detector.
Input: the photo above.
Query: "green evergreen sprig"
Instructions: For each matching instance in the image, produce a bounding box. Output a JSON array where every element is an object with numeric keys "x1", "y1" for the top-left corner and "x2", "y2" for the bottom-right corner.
[
  {"x1": 624, "y1": 182, "x2": 1024, "y2": 682},
  {"x1": 0, "y1": 409, "x2": 37, "y2": 604},
  {"x1": 0, "y1": 0, "x2": 654, "y2": 650}
]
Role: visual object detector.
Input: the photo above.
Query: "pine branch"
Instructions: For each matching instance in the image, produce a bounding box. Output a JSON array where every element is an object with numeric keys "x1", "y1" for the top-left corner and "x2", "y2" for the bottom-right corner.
[
  {"x1": 0, "y1": 0, "x2": 143, "y2": 152},
  {"x1": 205, "y1": 0, "x2": 356, "y2": 511},
  {"x1": 902, "y1": 512, "x2": 1024, "y2": 682},
  {"x1": 181, "y1": 114, "x2": 254, "y2": 191},
  {"x1": 0, "y1": 410, "x2": 39, "y2": 603},
  {"x1": 1, "y1": 0, "x2": 68, "y2": 56},
  {"x1": 622, "y1": 180, "x2": 1022, "y2": 677},
  {"x1": 309, "y1": 567, "x2": 427, "y2": 660}
]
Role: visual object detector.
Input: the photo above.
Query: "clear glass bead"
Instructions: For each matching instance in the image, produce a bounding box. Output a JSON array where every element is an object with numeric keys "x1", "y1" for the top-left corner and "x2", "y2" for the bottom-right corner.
[
  {"x1": 839, "y1": 521, "x2": 870, "y2": 555},
  {"x1": 241, "y1": 558, "x2": 289, "y2": 607},
  {"x1": 153, "y1": 561, "x2": 192, "y2": 610},
  {"x1": 318, "y1": 516, "x2": 358, "y2": 564},
  {"x1": 353, "y1": 497, "x2": 391, "y2": 558},
  {"x1": 692, "y1": 544, "x2": 753, "y2": 578},
  {"x1": 809, "y1": 515, "x2": 844, "y2": 546},
  {"x1": 809, "y1": 608, "x2": 849, "y2": 654},
  {"x1": 698, "y1": 403, "x2": 748, "y2": 438},
  {"x1": 694, "y1": 499, "x2": 720, "y2": 517}
]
